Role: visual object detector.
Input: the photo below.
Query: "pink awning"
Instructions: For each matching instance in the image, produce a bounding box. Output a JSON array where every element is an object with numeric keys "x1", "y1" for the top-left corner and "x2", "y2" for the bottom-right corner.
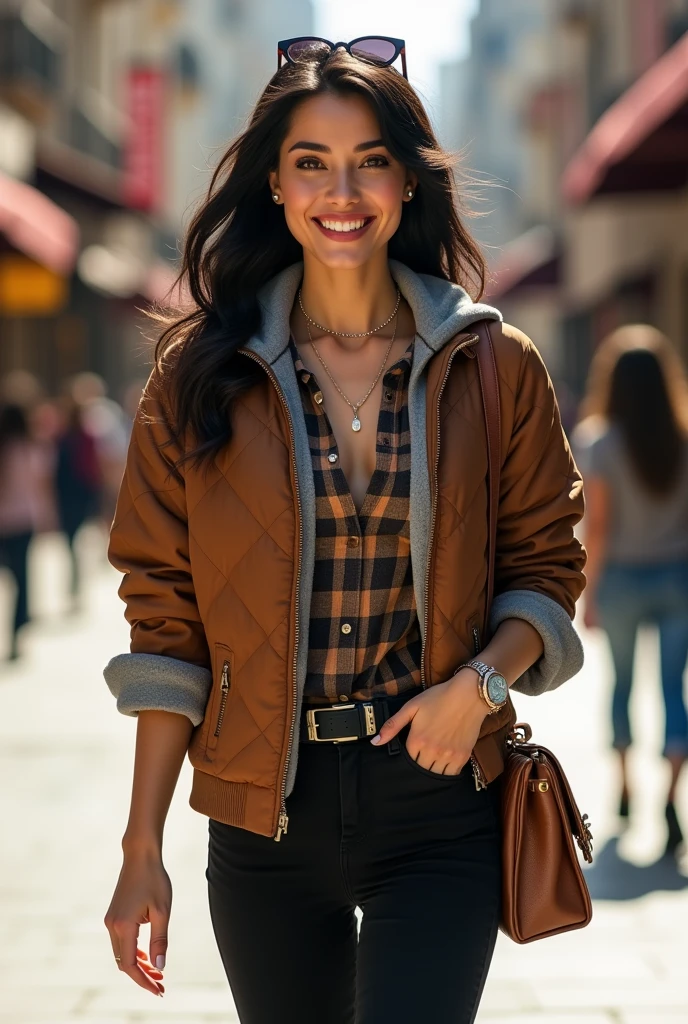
[
  {"x1": 0, "y1": 172, "x2": 79, "y2": 274},
  {"x1": 562, "y1": 32, "x2": 688, "y2": 204}
]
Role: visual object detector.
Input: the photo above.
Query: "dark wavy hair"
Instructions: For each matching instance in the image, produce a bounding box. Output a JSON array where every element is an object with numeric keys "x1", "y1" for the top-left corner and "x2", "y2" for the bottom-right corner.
[
  {"x1": 153, "y1": 49, "x2": 487, "y2": 468},
  {"x1": 580, "y1": 324, "x2": 688, "y2": 496}
]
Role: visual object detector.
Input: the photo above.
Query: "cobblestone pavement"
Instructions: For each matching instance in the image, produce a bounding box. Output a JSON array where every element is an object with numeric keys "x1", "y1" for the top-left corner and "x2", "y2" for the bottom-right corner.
[{"x1": 0, "y1": 530, "x2": 686, "y2": 1023}]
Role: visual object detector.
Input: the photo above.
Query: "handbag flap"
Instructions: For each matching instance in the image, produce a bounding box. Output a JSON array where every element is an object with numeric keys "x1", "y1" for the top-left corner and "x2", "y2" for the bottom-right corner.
[{"x1": 511, "y1": 740, "x2": 593, "y2": 863}]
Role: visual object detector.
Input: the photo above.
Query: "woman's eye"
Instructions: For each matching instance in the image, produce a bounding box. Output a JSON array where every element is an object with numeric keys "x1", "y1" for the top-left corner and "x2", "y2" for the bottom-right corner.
[
  {"x1": 361, "y1": 155, "x2": 389, "y2": 168},
  {"x1": 296, "y1": 157, "x2": 325, "y2": 170}
]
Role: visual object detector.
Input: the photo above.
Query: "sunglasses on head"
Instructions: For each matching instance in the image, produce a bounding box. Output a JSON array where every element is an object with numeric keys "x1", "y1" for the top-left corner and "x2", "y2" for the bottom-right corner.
[{"x1": 277, "y1": 36, "x2": 407, "y2": 79}]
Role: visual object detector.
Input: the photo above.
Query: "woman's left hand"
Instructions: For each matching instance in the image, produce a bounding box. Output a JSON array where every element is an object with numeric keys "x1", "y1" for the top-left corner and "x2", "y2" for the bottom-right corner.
[{"x1": 371, "y1": 670, "x2": 490, "y2": 775}]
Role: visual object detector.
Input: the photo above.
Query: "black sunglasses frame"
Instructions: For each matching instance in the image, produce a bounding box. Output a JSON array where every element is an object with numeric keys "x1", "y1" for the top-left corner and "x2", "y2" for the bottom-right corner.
[{"x1": 277, "y1": 36, "x2": 407, "y2": 79}]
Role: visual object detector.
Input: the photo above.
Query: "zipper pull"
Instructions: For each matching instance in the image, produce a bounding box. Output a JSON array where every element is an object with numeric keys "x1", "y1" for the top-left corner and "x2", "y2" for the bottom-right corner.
[
  {"x1": 471, "y1": 756, "x2": 487, "y2": 791},
  {"x1": 472, "y1": 625, "x2": 481, "y2": 656},
  {"x1": 221, "y1": 662, "x2": 229, "y2": 692},
  {"x1": 274, "y1": 810, "x2": 289, "y2": 842}
]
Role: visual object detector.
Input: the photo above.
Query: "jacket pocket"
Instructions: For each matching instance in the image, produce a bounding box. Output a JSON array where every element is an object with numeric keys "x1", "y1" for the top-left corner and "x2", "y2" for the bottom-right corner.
[{"x1": 205, "y1": 643, "x2": 233, "y2": 754}]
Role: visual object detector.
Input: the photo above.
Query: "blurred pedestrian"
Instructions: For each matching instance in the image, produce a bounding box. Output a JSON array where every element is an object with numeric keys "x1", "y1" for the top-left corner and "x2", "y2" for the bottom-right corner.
[
  {"x1": 70, "y1": 372, "x2": 130, "y2": 523},
  {"x1": 55, "y1": 396, "x2": 103, "y2": 610},
  {"x1": 574, "y1": 324, "x2": 688, "y2": 857},
  {"x1": 0, "y1": 403, "x2": 45, "y2": 659}
]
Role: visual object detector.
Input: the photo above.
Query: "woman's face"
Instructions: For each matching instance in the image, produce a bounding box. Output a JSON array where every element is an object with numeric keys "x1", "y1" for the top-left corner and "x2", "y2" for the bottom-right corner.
[{"x1": 269, "y1": 92, "x2": 416, "y2": 270}]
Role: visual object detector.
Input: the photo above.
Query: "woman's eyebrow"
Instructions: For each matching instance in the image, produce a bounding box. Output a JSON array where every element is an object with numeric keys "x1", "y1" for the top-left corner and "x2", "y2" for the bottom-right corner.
[{"x1": 287, "y1": 138, "x2": 386, "y2": 154}]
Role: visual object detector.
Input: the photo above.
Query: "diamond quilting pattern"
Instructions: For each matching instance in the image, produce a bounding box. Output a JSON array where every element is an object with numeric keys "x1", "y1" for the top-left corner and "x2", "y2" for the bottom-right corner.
[
  {"x1": 217, "y1": 427, "x2": 293, "y2": 537},
  {"x1": 182, "y1": 377, "x2": 297, "y2": 792}
]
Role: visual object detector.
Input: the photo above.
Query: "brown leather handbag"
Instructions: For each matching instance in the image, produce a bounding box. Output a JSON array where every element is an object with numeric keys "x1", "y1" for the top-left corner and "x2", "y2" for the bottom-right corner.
[{"x1": 475, "y1": 321, "x2": 594, "y2": 944}]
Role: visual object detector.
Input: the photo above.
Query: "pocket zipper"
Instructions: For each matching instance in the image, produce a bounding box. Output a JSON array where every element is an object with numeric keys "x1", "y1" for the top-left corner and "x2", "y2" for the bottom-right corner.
[
  {"x1": 472, "y1": 625, "x2": 481, "y2": 656},
  {"x1": 213, "y1": 661, "x2": 230, "y2": 738},
  {"x1": 470, "y1": 755, "x2": 487, "y2": 791}
]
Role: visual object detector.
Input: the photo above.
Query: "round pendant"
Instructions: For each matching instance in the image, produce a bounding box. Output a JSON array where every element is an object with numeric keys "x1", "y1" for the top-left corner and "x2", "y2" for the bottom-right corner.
[{"x1": 351, "y1": 416, "x2": 361, "y2": 432}]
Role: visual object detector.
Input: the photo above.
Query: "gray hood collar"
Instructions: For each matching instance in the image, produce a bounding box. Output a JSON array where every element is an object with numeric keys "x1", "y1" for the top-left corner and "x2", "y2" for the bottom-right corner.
[{"x1": 248, "y1": 259, "x2": 502, "y2": 364}]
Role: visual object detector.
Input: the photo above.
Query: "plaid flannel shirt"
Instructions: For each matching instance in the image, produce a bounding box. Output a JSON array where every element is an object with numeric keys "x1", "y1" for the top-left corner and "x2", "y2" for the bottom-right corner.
[{"x1": 289, "y1": 337, "x2": 422, "y2": 705}]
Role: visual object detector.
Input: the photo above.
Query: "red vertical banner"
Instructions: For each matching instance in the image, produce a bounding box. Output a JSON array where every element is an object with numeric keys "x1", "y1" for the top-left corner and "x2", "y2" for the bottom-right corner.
[{"x1": 124, "y1": 67, "x2": 166, "y2": 212}]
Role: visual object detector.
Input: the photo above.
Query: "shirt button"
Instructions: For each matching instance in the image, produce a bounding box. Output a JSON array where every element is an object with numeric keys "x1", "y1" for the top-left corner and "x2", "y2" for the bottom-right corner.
[
  {"x1": 327, "y1": 452, "x2": 338, "y2": 463},
  {"x1": 338, "y1": 694, "x2": 349, "y2": 702},
  {"x1": 341, "y1": 623, "x2": 352, "y2": 635},
  {"x1": 382, "y1": 437, "x2": 390, "y2": 445},
  {"x1": 347, "y1": 535, "x2": 360, "y2": 547},
  {"x1": 314, "y1": 391, "x2": 324, "y2": 404},
  {"x1": 385, "y1": 390, "x2": 393, "y2": 400}
]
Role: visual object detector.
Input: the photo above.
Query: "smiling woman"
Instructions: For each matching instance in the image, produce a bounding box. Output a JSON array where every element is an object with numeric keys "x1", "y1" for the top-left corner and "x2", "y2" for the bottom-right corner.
[
  {"x1": 271, "y1": 94, "x2": 415, "y2": 269},
  {"x1": 102, "y1": 41, "x2": 586, "y2": 1024},
  {"x1": 146, "y1": 49, "x2": 486, "y2": 468}
]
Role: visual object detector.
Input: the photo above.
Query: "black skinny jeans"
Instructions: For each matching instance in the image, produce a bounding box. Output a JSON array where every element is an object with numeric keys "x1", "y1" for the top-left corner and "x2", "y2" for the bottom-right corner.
[{"x1": 206, "y1": 706, "x2": 502, "y2": 1024}]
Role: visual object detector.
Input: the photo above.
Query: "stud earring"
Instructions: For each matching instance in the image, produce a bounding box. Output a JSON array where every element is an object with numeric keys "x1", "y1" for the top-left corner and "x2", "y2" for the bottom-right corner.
[
  {"x1": 272, "y1": 193, "x2": 280, "y2": 203},
  {"x1": 406, "y1": 189, "x2": 414, "y2": 199}
]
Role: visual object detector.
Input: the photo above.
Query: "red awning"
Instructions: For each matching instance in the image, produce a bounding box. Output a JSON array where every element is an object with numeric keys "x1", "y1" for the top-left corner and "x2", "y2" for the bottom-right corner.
[
  {"x1": 562, "y1": 32, "x2": 688, "y2": 204},
  {"x1": 0, "y1": 171, "x2": 79, "y2": 274}
]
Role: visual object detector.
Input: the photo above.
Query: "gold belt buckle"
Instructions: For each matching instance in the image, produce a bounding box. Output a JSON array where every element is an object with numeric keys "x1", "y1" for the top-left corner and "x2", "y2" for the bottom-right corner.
[{"x1": 306, "y1": 702, "x2": 377, "y2": 742}]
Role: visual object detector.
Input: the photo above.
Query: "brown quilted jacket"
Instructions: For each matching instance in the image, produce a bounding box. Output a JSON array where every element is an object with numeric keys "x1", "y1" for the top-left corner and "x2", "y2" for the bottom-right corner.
[{"x1": 106, "y1": 266, "x2": 585, "y2": 839}]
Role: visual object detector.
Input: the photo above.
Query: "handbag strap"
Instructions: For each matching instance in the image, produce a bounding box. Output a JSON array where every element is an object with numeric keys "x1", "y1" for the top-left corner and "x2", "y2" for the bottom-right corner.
[{"x1": 474, "y1": 320, "x2": 501, "y2": 633}]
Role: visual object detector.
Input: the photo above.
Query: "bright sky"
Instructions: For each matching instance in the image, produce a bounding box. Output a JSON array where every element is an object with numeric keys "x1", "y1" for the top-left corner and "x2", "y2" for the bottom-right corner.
[{"x1": 314, "y1": 0, "x2": 479, "y2": 127}]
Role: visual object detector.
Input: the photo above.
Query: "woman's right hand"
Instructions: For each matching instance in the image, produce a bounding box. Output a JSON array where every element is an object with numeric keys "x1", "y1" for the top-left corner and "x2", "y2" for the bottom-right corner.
[{"x1": 104, "y1": 851, "x2": 171, "y2": 997}]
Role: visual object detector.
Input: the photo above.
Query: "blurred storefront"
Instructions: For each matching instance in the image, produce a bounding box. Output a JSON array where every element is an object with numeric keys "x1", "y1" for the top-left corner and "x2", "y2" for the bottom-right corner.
[
  {"x1": 0, "y1": 0, "x2": 313, "y2": 401},
  {"x1": 560, "y1": 26, "x2": 688, "y2": 393},
  {"x1": 0, "y1": 0, "x2": 171, "y2": 399},
  {"x1": 441, "y1": 0, "x2": 688, "y2": 400}
]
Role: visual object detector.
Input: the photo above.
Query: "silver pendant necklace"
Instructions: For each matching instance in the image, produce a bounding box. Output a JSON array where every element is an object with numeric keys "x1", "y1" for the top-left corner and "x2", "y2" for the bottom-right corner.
[{"x1": 305, "y1": 317, "x2": 398, "y2": 431}]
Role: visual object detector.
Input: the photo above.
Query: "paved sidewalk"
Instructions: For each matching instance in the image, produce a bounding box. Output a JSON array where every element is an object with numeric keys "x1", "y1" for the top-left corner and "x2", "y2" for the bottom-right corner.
[{"x1": 0, "y1": 529, "x2": 686, "y2": 1023}]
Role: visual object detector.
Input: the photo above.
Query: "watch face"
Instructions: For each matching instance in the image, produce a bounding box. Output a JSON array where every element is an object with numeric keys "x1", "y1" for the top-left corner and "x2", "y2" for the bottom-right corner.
[{"x1": 486, "y1": 672, "x2": 508, "y2": 705}]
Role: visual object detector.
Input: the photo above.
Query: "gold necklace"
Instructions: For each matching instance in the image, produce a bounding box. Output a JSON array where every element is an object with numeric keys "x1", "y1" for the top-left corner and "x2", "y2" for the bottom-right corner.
[
  {"x1": 299, "y1": 288, "x2": 401, "y2": 338},
  {"x1": 305, "y1": 317, "x2": 398, "y2": 432}
]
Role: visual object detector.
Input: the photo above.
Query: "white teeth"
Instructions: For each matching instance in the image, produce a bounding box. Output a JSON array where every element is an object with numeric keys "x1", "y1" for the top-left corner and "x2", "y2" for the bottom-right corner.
[{"x1": 319, "y1": 219, "x2": 367, "y2": 232}]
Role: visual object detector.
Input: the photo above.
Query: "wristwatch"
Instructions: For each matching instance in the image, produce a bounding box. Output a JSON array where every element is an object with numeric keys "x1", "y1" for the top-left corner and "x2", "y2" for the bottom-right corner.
[{"x1": 459, "y1": 660, "x2": 509, "y2": 713}]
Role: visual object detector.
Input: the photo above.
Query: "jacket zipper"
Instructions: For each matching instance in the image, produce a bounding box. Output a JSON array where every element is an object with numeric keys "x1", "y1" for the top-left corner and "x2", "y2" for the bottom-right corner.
[
  {"x1": 420, "y1": 334, "x2": 479, "y2": 689},
  {"x1": 213, "y1": 660, "x2": 230, "y2": 737},
  {"x1": 239, "y1": 349, "x2": 302, "y2": 842},
  {"x1": 419, "y1": 333, "x2": 486, "y2": 791}
]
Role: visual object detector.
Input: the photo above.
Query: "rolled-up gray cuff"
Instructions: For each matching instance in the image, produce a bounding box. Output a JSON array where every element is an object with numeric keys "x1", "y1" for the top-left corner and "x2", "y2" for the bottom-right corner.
[
  {"x1": 104, "y1": 652, "x2": 212, "y2": 726},
  {"x1": 489, "y1": 589, "x2": 584, "y2": 696}
]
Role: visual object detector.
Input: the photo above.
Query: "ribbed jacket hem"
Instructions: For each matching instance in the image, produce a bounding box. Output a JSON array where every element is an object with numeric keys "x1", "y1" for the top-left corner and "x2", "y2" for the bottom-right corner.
[{"x1": 189, "y1": 769, "x2": 278, "y2": 837}]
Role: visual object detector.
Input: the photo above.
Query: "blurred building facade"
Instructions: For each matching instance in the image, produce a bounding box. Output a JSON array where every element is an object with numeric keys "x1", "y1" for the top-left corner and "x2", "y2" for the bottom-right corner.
[
  {"x1": 0, "y1": 0, "x2": 313, "y2": 400},
  {"x1": 167, "y1": 0, "x2": 313, "y2": 237},
  {"x1": 440, "y1": 0, "x2": 688, "y2": 397}
]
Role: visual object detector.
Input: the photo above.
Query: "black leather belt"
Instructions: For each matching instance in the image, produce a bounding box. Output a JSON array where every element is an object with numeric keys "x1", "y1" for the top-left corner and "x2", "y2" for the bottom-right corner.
[{"x1": 300, "y1": 691, "x2": 420, "y2": 743}]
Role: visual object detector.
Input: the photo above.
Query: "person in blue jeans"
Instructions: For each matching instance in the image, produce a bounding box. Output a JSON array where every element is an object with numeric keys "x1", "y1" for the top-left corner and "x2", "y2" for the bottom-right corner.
[{"x1": 575, "y1": 324, "x2": 688, "y2": 857}]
